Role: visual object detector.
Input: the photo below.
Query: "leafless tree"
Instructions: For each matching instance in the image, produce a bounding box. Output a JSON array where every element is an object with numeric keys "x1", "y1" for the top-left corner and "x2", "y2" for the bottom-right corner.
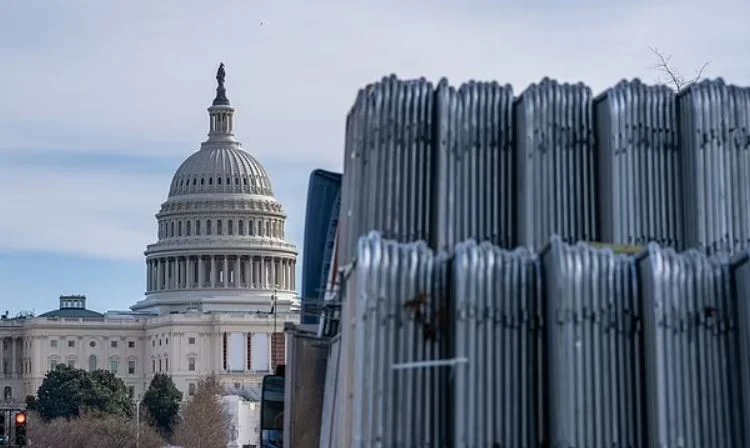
[
  {"x1": 173, "y1": 374, "x2": 230, "y2": 448},
  {"x1": 26, "y1": 410, "x2": 165, "y2": 448},
  {"x1": 650, "y1": 47, "x2": 710, "y2": 92}
]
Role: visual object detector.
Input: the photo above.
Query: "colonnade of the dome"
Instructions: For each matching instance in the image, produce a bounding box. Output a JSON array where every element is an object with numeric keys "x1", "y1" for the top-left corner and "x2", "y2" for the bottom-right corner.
[{"x1": 146, "y1": 254, "x2": 295, "y2": 293}]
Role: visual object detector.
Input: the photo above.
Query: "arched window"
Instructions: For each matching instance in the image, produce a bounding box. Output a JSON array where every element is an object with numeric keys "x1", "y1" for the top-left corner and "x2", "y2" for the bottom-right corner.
[
  {"x1": 196, "y1": 220, "x2": 201, "y2": 236},
  {"x1": 89, "y1": 354, "x2": 97, "y2": 372},
  {"x1": 170, "y1": 222, "x2": 175, "y2": 237},
  {"x1": 207, "y1": 220, "x2": 212, "y2": 235},
  {"x1": 228, "y1": 220, "x2": 234, "y2": 235},
  {"x1": 178, "y1": 221, "x2": 182, "y2": 236},
  {"x1": 187, "y1": 220, "x2": 192, "y2": 236},
  {"x1": 248, "y1": 220, "x2": 254, "y2": 236},
  {"x1": 239, "y1": 220, "x2": 244, "y2": 235},
  {"x1": 217, "y1": 220, "x2": 223, "y2": 235}
]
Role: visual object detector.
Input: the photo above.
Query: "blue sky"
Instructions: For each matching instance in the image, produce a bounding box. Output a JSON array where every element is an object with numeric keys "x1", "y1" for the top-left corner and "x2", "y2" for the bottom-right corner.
[{"x1": 1, "y1": 0, "x2": 748, "y2": 315}]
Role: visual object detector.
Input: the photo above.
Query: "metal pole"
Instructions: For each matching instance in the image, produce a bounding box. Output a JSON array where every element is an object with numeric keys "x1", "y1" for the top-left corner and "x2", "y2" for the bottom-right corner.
[{"x1": 135, "y1": 399, "x2": 141, "y2": 448}]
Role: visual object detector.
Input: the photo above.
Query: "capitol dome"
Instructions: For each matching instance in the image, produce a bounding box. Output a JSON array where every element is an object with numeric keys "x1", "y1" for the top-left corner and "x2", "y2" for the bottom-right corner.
[
  {"x1": 132, "y1": 64, "x2": 299, "y2": 314},
  {"x1": 168, "y1": 145, "x2": 274, "y2": 197}
]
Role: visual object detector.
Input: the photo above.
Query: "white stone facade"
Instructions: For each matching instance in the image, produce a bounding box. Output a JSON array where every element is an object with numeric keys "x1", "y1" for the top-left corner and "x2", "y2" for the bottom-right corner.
[{"x1": 0, "y1": 67, "x2": 299, "y2": 406}]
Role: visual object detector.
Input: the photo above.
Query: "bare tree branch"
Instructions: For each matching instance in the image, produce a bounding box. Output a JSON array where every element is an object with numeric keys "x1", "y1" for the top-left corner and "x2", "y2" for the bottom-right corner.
[
  {"x1": 649, "y1": 46, "x2": 710, "y2": 91},
  {"x1": 27, "y1": 410, "x2": 165, "y2": 448}
]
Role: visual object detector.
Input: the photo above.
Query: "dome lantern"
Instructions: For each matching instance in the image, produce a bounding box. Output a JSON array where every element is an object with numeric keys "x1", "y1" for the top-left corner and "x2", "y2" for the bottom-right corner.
[{"x1": 207, "y1": 63, "x2": 236, "y2": 142}]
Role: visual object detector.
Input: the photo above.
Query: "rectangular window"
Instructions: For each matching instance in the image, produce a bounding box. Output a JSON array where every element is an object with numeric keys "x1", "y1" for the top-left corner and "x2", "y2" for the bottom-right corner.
[
  {"x1": 188, "y1": 357, "x2": 196, "y2": 372},
  {"x1": 128, "y1": 360, "x2": 136, "y2": 375},
  {"x1": 128, "y1": 386, "x2": 134, "y2": 399},
  {"x1": 152, "y1": 359, "x2": 155, "y2": 373},
  {"x1": 188, "y1": 337, "x2": 196, "y2": 345},
  {"x1": 111, "y1": 340, "x2": 118, "y2": 348},
  {"x1": 165, "y1": 358, "x2": 169, "y2": 372},
  {"x1": 159, "y1": 359, "x2": 162, "y2": 372},
  {"x1": 50, "y1": 339, "x2": 57, "y2": 347},
  {"x1": 188, "y1": 383, "x2": 196, "y2": 396},
  {"x1": 68, "y1": 360, "x2": 75, "y2": 368},
  {"x1": 110, "y1": 360, "x2": 119, "y2": 373},
  {"x1": 50, "y1": 360, "x2": 58, "y2": 370},
  {"x1": 128, "y1": 340, "x2": 135, "y2": 348},
  {"x1": 68, "y1": 340, "x2": 75, "y2": 348}
]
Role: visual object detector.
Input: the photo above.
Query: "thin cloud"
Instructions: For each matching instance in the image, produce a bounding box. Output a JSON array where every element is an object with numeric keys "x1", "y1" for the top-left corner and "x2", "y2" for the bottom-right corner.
[{"x1": 0, "y1": 0, "x2": 747, "y2": 264}]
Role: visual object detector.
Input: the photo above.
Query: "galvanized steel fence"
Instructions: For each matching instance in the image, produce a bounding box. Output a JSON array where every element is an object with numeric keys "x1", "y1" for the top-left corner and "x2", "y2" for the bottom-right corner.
[
  {"x1": 337, "y1": 76, "x2": 750, "y2": 267},
  {"x1": 321, "y1": 232, "x2": 750, "y2": 447}
]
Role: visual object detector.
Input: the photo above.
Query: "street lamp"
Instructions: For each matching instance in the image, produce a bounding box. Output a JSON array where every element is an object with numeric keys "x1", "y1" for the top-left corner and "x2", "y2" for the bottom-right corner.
[{"x1": 134, "y1": 395, "x2": 141, "y2": 448}]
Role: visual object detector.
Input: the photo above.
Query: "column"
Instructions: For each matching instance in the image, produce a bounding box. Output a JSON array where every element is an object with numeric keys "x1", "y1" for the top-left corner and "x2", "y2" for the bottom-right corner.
[
  {"x1": 245, "y1": 257, "x2": 253, "y2": 288},
  {"x1": 199, "y1": 256, "x2": 205, "y2": 288},
  {"x1": 157, "y1": 259, "x2": 164, "y2": 290},
  {"x1": 11, "y1": 338, "x2": 17, "y2": 376},
  {"x1": 253, "y1": 258, "x2": 259, "y2": 288},
  {"x1": 235, "y1": 256, "x2": 241, "y2": 288},
  {"x1": 271, "y1": 258, "x2": 277, "y2": 289},
  {"x1": 187, "y1": 257, "x2": 193, "y2": 288},
  {"x1": 223, "y1": 256, "x2": 229, "y2": 287},
  {"x1": 261, "y1": 258, "x2": 266, "y2": 288},
  {"x1": 180, "y1": 258, "x2": 185, "y2": 288},
  {"x1": 175, "y1": 258, "x2": 180, "y2": 289},
  {"x1": 210, "y1": 256, "x2": 216, "y2": 288},
  {"x1": 285, "y1": 260, "x2": 291, "y2": 290},
  {"x1": 291, "y1": 261, "x2": 296, "y2": 291}
]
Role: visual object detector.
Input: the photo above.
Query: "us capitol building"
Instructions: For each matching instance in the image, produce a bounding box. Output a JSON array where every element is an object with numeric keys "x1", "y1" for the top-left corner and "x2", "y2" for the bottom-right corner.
[{"x1": 0, "y1": 64, "x2": 299, "y2": 404}]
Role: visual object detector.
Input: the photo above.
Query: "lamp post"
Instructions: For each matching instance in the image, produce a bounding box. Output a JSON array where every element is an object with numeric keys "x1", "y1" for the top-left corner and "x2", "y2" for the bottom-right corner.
[{"x1": 134, "y1": 396, "x2": 141, "y2": 448}]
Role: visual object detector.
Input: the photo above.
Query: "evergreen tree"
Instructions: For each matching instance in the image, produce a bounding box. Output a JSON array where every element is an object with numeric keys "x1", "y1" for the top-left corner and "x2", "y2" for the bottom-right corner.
[
  {"x1": 142, "y1": 373, "x2": 183, "y2": 438},
  {"x1": 35, "y1": 364, "x2": 132, "y2": 421}
]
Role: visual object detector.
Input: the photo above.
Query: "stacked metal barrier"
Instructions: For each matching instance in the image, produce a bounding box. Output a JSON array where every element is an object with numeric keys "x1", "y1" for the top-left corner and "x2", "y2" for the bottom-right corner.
[
  {"x1": 322, "y1": 233, "x2": 750, "y2": 447},
  {"x1": 338, "y1": 76, "x2": 437, "y2": 265},
  {"x1": 452, "y1": 241, "x2": 541, "y2": 447},
  {"x1": 595, "y1": 80, "x2": 683, "y2": 248},
  {"x1": 433, "y1": 80, "x2": 515, "y2": 251},
  {"x1": 350, "y1": 232, "x2": 450, "y2": 446},
  {"x1": 321, "y1": 75, "x2": 750, "y2": 447},
  {"x1": 543, "y1": 238, "x2": 643, "y2": 447},
  {"x1": 679, "y1": 79, "x2": 750, "y2": 254},
  {"x1": 515, "y1": 79, "x2": 598, "y2": 248},
  {"x1": 639, "y1": 246, "x2": 743, "y2": 447},
  {"x1": 335, "y1": 76, "x2": 750, "y2": 268}
]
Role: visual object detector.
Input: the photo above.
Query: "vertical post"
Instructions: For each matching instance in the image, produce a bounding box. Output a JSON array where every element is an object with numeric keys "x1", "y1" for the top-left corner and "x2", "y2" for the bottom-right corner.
[{"x1": 135, "y1": 398, "x2": 141, "y2": 448}]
